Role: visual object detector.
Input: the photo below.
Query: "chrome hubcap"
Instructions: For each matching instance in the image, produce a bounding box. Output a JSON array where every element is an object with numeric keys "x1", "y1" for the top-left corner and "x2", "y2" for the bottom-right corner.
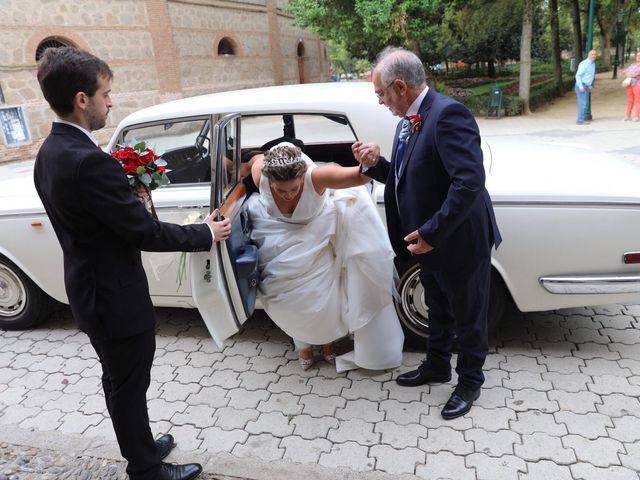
[
  {"x1": 395, "y1": 265, "x2": 429, "y2": 337},
  {"x1": 0, "y1": 264, "x2": 26, "y2": 317}
]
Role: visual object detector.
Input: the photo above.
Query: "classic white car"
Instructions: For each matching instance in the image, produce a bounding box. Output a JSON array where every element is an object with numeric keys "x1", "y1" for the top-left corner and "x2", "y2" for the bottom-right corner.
[{"x1": 2, "y1": 82, "x2": 640, "y2": 347}]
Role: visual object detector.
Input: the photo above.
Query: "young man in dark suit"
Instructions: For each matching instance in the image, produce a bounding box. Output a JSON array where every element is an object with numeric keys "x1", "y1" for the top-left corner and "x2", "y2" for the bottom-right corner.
[
  {"x1": 34, "y1": 47, "x2": 230, "y2": 480},
  {"x1": 352, "y1": 47, "x2": 501, "y2": 420}
]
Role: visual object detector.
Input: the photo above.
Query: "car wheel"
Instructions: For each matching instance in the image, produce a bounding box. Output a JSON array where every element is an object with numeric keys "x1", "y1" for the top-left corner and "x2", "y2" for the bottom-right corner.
[
  {"x1": 394, "y1": 263, "x2": 429, "y2": 349},
  {"x1": 0, "y1": 255, "x2": 51, "y2": 330},
  {"x1": 394, "y1": 262, "x2": 507, "y2": 349}
]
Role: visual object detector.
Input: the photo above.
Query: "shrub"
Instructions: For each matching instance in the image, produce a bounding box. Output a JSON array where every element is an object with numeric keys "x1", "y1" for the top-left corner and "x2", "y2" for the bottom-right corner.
[{"x1": 451, "y1": 75, "x2": 573, "y2": 117}]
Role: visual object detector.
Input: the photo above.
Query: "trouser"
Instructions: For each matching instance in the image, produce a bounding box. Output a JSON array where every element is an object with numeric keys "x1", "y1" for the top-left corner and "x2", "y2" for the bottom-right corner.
[
  {"x1": 575, "y1": 85, "x2": 590, "y2": 123},
  {"x1": 625, "y1": 84, "x2": 640, "y2": 119},
  {"x1": 90, "y1": 328, "x2": 161, "y2": 480},
  {"x1": 419, "y1": 256, "x2": 491, "y2": 390}
]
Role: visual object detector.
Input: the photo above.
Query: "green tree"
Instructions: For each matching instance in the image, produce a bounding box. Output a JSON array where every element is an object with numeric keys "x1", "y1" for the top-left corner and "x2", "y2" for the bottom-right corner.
[
  {"x1": 441, "y1": 0, "x2": 523, "y2": 77},
  {"x1": 520, "y1": 0, "x2": 535, "y2": 114},
  {"x1": 564, "y1": 0, "x2": 584, "y2": 63},
  {"x1": 286, "y1": 0, "x2": 446, "y2": 64},
  {"x1": 596, "y1": 0, "x2": 633, "y2": 68},
  {"x1": 549, "y1": 0, "x2": 564, "y2": 90}
]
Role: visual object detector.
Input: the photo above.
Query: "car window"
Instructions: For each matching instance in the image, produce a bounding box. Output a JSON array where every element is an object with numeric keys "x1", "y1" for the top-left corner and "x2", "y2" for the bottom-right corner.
[
  {"x1": 220, "y1": 118, "x2": 239, "y2": 198},
  {"x1": 120, "y1": 118, "x2": 211, "y2": 185},
  {"x1": 293, "y1": 114, "x2": 356, "y2": 144},
  {"x1": 240, "y1": 113, "x2": 356, "y2": 149}
]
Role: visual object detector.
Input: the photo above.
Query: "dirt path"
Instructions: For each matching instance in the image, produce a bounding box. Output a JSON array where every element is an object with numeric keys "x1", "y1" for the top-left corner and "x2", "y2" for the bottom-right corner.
[
  {"x1": 534, "y1": 71, "x2": 627, "y2": 119},
  {"x1": 476, "y1": 72, "x2": 640, "y2": 166}
]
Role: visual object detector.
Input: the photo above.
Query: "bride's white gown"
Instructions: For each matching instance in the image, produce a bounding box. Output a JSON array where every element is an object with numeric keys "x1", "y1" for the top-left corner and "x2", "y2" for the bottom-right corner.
[{"x1": 245, "y1": 162, "x2": 404, "y2": 372}]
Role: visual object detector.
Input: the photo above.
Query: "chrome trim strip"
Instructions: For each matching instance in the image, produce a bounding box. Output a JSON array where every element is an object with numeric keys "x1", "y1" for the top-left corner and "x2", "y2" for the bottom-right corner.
[
  {"x1": 0, "y1": 210, "x2": 47, "y2": 217},
  {"x1": 0, "y1": 203, "x2": 209, "y2": 218},
  {"x1": 539, "y1": 274, "x2": 640, "y2": 294},
  {"x1": 493, "y1": 200, "x2": 640, "y2": 208}
]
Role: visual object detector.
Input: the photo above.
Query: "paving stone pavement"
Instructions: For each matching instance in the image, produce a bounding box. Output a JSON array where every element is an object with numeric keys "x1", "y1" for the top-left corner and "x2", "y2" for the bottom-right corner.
[{"x1": 2, "y1": 301, "x2": 640, "y2": 480}]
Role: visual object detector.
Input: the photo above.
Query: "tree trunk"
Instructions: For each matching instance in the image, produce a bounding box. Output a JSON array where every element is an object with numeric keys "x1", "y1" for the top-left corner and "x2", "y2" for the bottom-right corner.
[
  {"x1": 569, "y1": 0, "x2": 583, "y2": 64},
  {"x1": 550, "y1": 0, "x2": 563, "y2": 91},
  {"x1": 487, "y1": 58, "x2": 496, "y2": 78},
  {"x1": 519, "y1": 0, "x2": 533, "y2": 114},
  {"x1": 596, "y1": 14, "x2": 613, "y2": 69}
]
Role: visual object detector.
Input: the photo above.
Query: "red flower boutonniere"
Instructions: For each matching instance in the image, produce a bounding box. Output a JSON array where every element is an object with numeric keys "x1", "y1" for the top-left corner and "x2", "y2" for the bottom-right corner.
[
  {"x1": 407, "y1": 114, "x2": 422, "y2": 133},
  {"x1": 111, "y1": 141, "x2": 171, "y2": 218}
]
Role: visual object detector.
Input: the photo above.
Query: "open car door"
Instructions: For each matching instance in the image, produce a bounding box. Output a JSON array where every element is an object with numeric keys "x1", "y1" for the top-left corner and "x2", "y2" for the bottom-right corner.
[{"x1": 190, "y1": 114, "x2": 258, "y2": 348}]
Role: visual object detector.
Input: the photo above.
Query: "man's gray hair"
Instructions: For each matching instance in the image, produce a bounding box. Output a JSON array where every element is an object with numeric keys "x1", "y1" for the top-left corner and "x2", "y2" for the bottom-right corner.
[{"x1": 375, "y1": 47, "x2": 426, "y2": 88}]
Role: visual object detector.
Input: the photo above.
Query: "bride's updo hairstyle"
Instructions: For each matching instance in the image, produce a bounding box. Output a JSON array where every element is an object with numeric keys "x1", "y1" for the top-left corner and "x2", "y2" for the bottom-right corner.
[{"x1": 261, "y1": 142, "x2": 308, "y2": 182}]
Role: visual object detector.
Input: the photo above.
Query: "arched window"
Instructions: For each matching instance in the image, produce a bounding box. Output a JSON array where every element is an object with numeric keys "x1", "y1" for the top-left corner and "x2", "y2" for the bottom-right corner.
[
  {"x1": 297, "y1": 41, "x2": 306, "y2": 58},
  {"x1": 35, "y1": 37, "x2": 73, "y2": 62},
  {"x1": 217, "y1": 37, "x2": 236, "y2": 56},
  {"x1": 297, "y1": 40, "x2": 306, "y2": 84}
]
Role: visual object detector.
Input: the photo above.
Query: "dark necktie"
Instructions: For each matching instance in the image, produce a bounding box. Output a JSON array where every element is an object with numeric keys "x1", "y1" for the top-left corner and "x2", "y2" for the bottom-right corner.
[{"x1": 395, "y1": 118, "x2": 411, "y2": 175}]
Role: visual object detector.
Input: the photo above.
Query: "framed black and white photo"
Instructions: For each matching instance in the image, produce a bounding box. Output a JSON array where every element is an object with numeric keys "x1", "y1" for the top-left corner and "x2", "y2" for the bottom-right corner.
[{"x1": 0, "y1": 105, "x2": 31, "y2": 147}]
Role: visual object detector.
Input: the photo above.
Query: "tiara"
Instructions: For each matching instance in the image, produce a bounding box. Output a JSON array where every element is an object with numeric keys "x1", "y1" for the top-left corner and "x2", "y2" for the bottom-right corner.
[
  {"x1": 270, "y1": 141, "x2": 296, "y2": 151},
  {"x1": 264, "y1": 142, "x2": 305, "y2": 167}
]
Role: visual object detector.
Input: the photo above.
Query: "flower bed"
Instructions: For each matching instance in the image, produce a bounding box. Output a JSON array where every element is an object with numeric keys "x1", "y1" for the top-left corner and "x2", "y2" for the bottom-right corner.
[
  {"x1": 446, "y1": 76, "x2": 494, "y2": 88},
  {"x1": 501, "y1": 75, "x2": 550, "y2": 96},
  {"x1": 447, "y1": 87, "x2": 473, "y2": 97},
  {"x1": 450, "y1": 74, "x2": 572, "y2": 116}
]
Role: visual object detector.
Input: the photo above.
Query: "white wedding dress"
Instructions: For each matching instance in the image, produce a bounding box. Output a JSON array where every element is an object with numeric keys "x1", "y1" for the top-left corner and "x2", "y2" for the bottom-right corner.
[{"x1": 245, "y1": 161, "x2": 404, "y2": 372}]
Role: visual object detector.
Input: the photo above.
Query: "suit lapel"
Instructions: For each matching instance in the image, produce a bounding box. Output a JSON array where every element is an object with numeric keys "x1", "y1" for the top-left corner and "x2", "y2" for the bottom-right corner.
[{"x1": 397, "y1": 89, "x2": 435, "y2": 181}]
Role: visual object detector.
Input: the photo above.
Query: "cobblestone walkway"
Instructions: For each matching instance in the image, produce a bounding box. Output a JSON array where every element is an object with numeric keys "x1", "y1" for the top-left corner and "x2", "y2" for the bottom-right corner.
[
  {"x1": 0, "y1": 441, "x2": 238, "y2": 480},
  {"x1": 1, "y1": 302, "x2": 640, "y2": 479}
]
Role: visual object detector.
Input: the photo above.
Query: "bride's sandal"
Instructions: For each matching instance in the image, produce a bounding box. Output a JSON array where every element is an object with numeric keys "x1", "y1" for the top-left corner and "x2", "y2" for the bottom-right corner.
[
  {"x1": 322, "y1": 343, "x2": 336, "y2": 365},
  {"x1": 298, "y1": 348, "x2": 314, "y2": 371}
]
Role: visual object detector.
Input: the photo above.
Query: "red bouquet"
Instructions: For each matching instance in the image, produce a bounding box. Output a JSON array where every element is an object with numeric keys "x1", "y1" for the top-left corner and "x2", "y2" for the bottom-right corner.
[{"x1": 111, "y1": 141, "x2": 170, "y2": 218}]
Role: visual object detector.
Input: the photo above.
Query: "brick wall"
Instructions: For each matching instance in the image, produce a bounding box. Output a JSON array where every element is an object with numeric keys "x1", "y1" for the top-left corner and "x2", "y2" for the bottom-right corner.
[{"x1": 0, "y1": 0, "x2": 326, "y2": 163}]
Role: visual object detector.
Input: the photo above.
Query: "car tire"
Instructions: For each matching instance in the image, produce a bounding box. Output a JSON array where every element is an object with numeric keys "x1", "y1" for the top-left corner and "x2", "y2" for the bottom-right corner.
[
  {"x1": 394, "y1": 261, "x2": 507, "y2": 349},
  {"x1": 0, "y1": 255, "x2": 51, "y2": 330}
]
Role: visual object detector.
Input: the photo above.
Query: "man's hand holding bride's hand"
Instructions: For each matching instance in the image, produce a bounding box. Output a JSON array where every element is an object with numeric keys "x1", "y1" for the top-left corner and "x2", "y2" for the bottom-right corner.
[
  {"x1": 352, "y1": 141, "x2": 380, "y2": 168},
  {"x1": 404, "y1": 230, "x2": 434, "y2": 255},
  {"x1": 204, "y1": 208, "x2": 232, "y2": 242}
]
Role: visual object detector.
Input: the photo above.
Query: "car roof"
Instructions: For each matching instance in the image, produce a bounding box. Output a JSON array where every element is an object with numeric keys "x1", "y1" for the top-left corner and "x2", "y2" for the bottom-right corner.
[{"x1": 118, "y1": 82, "x2": 379, "y2": 127}]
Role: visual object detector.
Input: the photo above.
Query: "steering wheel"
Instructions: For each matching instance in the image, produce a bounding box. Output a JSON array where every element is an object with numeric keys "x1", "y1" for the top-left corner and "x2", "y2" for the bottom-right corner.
[{"x1": 195, "y1": 134, "x2": 210, "y2": 159}]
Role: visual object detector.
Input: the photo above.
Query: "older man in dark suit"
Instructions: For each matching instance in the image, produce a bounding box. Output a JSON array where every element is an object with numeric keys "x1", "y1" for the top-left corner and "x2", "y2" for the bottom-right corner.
[
  {"x1": 353, "y1": 47, "x2": 501, "y2": 420},
  {"x1": 33, "y1": 47, "x2": 230, "y2": 480}
]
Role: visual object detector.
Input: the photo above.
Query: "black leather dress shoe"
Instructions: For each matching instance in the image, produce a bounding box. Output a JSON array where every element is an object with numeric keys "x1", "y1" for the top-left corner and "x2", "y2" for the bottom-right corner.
[
  {"x1": 441, "y1": 385, "x2": 480, "y2": 420},
  {"x1": 156, "y1": 434, "x2": 176, "y2": 460},
  {"x1": 158, "y1": 462, "x2": 203, "y2": 480},
  {"x1": 396, "y1": 363, "x2": 451, "y2": 387}
]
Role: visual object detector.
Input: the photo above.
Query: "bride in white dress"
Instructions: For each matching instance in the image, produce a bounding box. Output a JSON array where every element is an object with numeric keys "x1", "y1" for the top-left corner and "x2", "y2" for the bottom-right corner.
[{"x1": 245, "y1": 142, "x2": 404, "y2": 372}]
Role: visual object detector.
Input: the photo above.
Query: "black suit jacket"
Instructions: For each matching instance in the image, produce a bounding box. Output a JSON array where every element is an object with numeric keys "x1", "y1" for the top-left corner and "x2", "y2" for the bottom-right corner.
[
  {"x1": 34, "y1": 123, "x2": 212, "y2": 340},
  {"x1": 366, "y1": 88, "x2": 501, "y2": 271}
]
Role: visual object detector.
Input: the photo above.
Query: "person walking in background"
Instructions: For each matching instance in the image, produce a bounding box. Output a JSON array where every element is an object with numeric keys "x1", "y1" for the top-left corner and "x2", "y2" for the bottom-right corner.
[
  {"x1": 622, "y1": 51, "x2": 640, "y2": 122},
  {"x1": 575, "y1": 49, "x2": 597, "y2": 125},
  {"x1": 34, "y1": 47, "x2": 231, "y2": 480},
  {"x1": 352, "y1": 47, "x2": 501, "y2": 420}
]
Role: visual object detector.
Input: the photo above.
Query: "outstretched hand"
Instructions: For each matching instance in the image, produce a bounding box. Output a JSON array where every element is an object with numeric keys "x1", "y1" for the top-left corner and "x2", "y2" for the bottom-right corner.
[
  {"x1": 204, "y1": 208, "x2": 232, "y2": 242},
  {"x1": 352, "y1": 141, "x2": 381, "y2": 168},
  {"x1": 404, "y1": 230, "x2": 433, "y2": 254}
]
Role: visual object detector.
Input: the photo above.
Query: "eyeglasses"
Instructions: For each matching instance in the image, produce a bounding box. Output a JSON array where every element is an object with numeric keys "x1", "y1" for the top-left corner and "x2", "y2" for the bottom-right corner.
[{"x1": 375, "y1": 79, "x2": 397, "y2": 99}]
